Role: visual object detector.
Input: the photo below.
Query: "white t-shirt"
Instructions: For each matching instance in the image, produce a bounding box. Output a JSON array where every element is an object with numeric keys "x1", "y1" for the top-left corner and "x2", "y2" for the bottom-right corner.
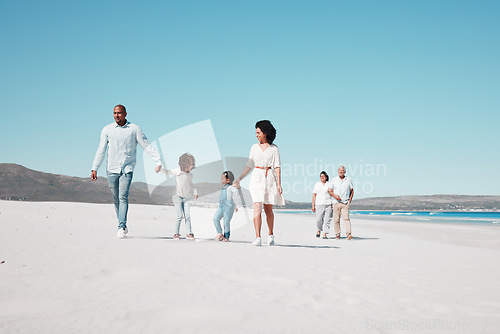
[
  {"x1": 330, "y1": 176, "x2": 353, "y2": 204},
  {"x1": 164, "y1": 167, "x2": 198, "y2": 198},
  {"x1": 313, "y1": 181, "x2": 333, "y2": 205}
]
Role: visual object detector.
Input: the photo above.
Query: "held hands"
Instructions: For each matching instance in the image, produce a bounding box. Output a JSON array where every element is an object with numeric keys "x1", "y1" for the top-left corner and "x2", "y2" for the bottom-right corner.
[
  {"x1": 234, "y1": 207, "x2": 238, "y2": 213},
  {"x1": 233, "y1": 179, "x2": 241, "y2": 189},
  {"x1": 92, "y1": 166, "x2": 162, "y2": 180},
  {"x1": 333, "y1": 194, "x2": 341, "y2": 201}
]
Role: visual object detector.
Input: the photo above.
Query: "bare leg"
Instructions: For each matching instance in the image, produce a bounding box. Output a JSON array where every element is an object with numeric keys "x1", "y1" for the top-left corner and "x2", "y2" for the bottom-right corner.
[
  {"x1": 253, "y1": 202, "x2": 263, "y2": 237},
  {"x1": 263, "y1": 204, "x2": 274, "y2": 235}
]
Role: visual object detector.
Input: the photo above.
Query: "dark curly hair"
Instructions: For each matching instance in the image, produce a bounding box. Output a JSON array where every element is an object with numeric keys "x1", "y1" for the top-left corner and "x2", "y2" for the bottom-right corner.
[
  {"x1": 255, "y1": 120, "x2": 276, "y2": 144},
  {"x1": 223, "y1": 171, "x2": 235, "y2": 185},
  {"x1": 178, "y1": 153, "x2": 196, "y2": 172},
  {"x1": 320, "y1": 171, "x2": 329, "y2": 182}
]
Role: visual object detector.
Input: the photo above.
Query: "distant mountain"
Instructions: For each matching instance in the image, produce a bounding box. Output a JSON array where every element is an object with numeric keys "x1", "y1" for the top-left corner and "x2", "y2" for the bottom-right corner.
[
  {"x1": 0, "y1": 163, "x2": 157, "y2": 204},
  {"x1": 0, "y1": 163, "x2": 251, "y2": 206},
  {"x1": 280, "y1": 196, "x2": 500, "y2": 211},
  {"x1": 282, "y1": 196, "x2": 500, "y2": 211},
  {"x1": 1, "y1": 164, "x2": 499, "y2": 211},
  {"x1": 350, "y1": 195, "x2": 500, "y2": 211}
]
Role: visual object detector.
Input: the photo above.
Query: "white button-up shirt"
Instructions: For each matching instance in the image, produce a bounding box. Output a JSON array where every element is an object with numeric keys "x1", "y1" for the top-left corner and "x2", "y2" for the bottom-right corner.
[
  {"x1": 92, "y1": 121, "x2": 161, "y2": 174},
  {"x1": 330, "y1": 176, "x2": 353, "y2": 204}
]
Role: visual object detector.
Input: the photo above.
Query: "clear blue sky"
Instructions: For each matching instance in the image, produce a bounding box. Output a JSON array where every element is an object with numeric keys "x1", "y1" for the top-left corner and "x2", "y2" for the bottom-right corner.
[{"x1": 1, "y1": 0, "x2": 499, "y2": 202}]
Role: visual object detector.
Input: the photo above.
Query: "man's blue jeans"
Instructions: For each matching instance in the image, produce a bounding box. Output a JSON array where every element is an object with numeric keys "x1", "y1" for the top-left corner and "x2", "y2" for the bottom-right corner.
[{"x1": 107, "y1": 171, "x2": 133, "y2": 230}]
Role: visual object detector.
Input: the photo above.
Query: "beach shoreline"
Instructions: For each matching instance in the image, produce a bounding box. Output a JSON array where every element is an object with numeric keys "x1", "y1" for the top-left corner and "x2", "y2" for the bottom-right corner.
[{"x1": 1, "y1": 200, "x2": 499, "y2": 333}]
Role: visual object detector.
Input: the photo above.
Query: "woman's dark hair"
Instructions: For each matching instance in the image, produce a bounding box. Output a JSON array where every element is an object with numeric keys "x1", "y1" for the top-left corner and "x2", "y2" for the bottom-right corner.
[
  {"x1": 255, "y1": 120, "x2": 276, "y2": 144},
  {"x1": 179, "y1": 153, "x2": 196, "y2": 172},
  {"x1": 320, "y1": 171, "x2": 329, "y2": 181},
  {"x1": 223, "y1": 171, "x2": 235, "y2": 185}
]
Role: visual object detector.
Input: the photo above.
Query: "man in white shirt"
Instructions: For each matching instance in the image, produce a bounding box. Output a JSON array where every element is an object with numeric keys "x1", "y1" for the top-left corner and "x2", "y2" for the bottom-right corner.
[
  {"x1": 328, "y1": 165, "x2": 354, "y2": 240},
  {"x1": 91, "y1": 105, "x2": 162, "y2": 239}
]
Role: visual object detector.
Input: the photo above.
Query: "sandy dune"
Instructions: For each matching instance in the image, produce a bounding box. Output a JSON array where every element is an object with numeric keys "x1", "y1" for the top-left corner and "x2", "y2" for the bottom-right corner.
[{"x1": 1, "y1": 200, "x2": 499, "y2": 333}]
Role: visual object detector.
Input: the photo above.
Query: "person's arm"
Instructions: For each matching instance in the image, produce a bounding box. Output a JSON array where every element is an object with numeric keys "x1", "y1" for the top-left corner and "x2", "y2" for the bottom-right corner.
[
  {"x1": 229, "y1": 187, "x2": 239, "y2": 212},
  {"x1": 275, "y1": 167, "x2": 282, "y2": 195},
  {"x1": 91, "y1": 127, "x2": 108, "y2": 181},
  {"x1": 273, "y1": 146, "x2": 282, "y2": 195},
  {"x1": 233, "y1": 166, "x2": 252, "y2": 189},
  {"x1": 136, "y1": 126, "x2": 162, "y2": 172},
  {"x1": 312, "y1": 193, "x2": 317, "y2": 212},
  {"x1": 160, "y1": 168, "x2": 180, "y2": 176},
  {"x1": 234, "y1": 146, "x2": 254, "y2": 189},
  {"x1": 346, "y1": 178, "x2": 354, "y2": 205},
  {"x1": 328, "y1": 187, "x2": 341, "y2": 202},
  {"x1": 192, "y1": 178, "x2": 198, "y2": 200}
]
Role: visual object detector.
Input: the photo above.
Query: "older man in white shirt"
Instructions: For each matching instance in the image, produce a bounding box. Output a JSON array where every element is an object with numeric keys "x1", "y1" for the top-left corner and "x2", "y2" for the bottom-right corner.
[
  {"x1": 91, "y1": 105, "x2": 162, "y2": 239},
  {"x1": 328, "y1": 165, "x2": 354, "y2": 240}
]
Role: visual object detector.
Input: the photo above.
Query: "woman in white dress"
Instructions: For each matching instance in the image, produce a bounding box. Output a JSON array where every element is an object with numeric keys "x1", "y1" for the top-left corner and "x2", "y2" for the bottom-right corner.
[{"x1": 234, "y1": 120, "x2": 284, "y2": 246}]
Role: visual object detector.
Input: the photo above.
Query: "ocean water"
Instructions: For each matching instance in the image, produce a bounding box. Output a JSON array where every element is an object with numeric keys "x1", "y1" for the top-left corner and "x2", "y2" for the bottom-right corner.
[{"x1": 278, "y1": 210, "x2": 500, "y2": 226}]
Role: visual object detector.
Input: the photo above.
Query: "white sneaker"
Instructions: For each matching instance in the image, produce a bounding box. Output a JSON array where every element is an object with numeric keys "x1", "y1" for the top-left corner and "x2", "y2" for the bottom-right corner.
[
  {"x1": 124, "y1": 227, "x2": 128, "y2": 234},
  {"x1": 116, "y1": 228, "x2": 126, "y2": 239},
  {"x1": 267, "y1": 235, "x2": 275, "y2": 246},
  {"x1": 253, "y1": 237, "x2": 262, "y2": 246}
]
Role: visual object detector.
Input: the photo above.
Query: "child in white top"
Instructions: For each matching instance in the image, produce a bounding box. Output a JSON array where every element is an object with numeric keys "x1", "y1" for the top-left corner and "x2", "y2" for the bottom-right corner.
[{"x1": 161, "y1": 153, "x2": 198, "y2": 240}]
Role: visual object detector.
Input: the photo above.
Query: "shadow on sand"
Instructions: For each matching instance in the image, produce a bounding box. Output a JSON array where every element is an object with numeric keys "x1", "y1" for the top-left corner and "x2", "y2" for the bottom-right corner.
[
  {"x1": 126, "y1": 236, "x2": 339, "y2": 248},
  {"x1": 344, "y1": 236, "x2": 380, "y2": 241},
  {"x1": 125, "y1": 236, "x2": 378, "y2": 247},
  {"x1": 126, "y1": 236, "x2": 172, "y2": 240},
  {"x1": 204, "y1": 239, "x2": 341, "y2": 249}
]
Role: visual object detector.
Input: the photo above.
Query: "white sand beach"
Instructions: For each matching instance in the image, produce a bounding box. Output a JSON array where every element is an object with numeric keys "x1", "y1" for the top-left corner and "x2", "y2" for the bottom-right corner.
[{"x1": 1, "y1": 200, "x2": 500, "y2": 334}]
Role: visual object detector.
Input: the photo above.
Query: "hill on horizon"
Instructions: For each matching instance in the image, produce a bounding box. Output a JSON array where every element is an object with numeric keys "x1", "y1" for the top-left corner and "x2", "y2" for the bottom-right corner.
[
  {"x1": 1, "y1": 163, "x2": 499, "y2": 211},
  {"x1": 0, "y1": 163, "x2": 236, "y2": 206},
  {"x1": 350, "y1": 195, "x2": 500, "y2": 211}
]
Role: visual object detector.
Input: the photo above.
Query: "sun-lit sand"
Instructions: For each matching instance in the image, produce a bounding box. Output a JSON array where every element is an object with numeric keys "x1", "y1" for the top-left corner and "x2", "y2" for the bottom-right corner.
[{"x1": 1, "y1": 200, "x2": 500, "y2": 333}]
